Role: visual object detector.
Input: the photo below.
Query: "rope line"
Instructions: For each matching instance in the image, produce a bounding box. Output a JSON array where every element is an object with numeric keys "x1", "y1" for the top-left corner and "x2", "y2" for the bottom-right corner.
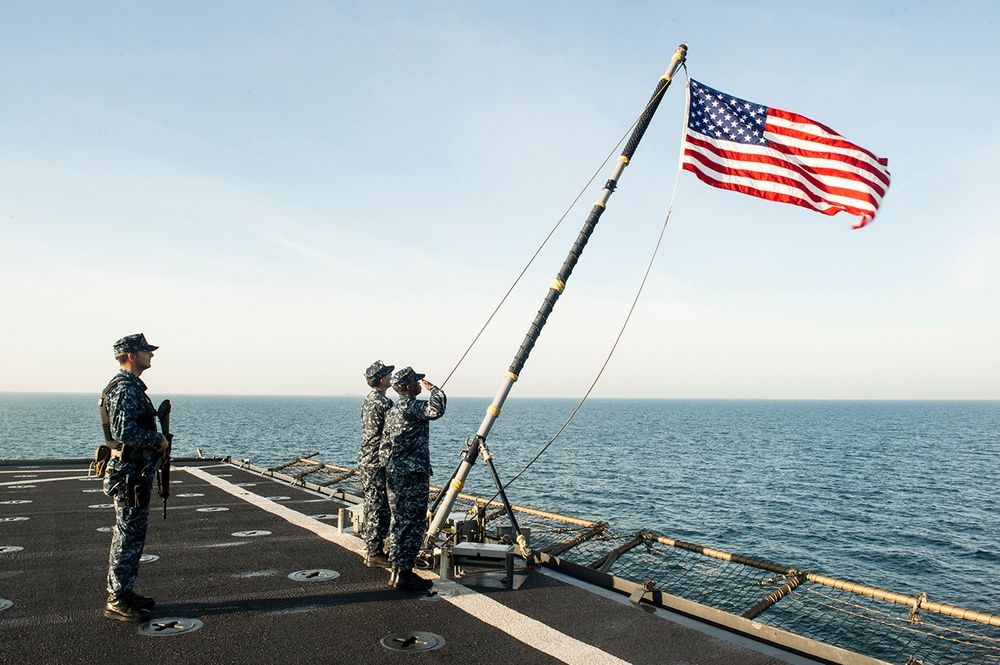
[{"x1": 440, "y1": 75, "x2": 678, "y2": 389}]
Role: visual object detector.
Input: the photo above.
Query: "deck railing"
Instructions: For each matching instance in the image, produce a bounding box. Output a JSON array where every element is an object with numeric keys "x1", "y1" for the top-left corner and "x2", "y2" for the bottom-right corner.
[{"x1": 241, "y1": 455, "x2": 999, "y2": 665}]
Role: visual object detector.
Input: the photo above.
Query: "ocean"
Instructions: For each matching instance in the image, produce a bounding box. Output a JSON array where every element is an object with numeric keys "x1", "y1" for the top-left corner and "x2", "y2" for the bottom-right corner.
[{"x1": 2, "y1": 393, "x2": 998, "y2": 615}]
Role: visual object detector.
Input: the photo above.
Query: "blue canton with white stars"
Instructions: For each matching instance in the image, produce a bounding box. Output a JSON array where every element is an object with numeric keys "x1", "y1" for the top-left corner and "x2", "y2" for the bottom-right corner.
[{"x1": 688, "y1": 80, "x2": 769, "y2": 146}]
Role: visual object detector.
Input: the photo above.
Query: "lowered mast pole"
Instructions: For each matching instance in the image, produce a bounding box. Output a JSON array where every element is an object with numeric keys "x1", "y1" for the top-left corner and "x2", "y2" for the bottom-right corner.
[{"x1": 425, "y1": 43, "x2": 688, "y2": 553}]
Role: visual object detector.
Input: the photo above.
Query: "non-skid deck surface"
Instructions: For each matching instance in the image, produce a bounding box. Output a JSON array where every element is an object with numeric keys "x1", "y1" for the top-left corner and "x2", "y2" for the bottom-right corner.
[{"x1": 0, "y1": 459, "x2": 812, "y2": 664}]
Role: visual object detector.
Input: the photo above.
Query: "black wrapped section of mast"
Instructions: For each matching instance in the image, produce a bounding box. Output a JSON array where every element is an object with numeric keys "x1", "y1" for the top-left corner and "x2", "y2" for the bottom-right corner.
[{"x1": 624, "y1": 76, "x2": 672, "y2": 160}]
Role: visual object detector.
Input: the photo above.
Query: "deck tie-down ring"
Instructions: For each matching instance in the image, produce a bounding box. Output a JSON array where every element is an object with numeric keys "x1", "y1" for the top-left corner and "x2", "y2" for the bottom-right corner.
[
  {"x1": 288, "y1": 569, "x2": 340, "y2": 582},
  {"x1": 137, "y1": 617, "x2": 204, "y2": 636},
  {"x1": 379, "y1": 631, "x2": 445, "y2": 652}
]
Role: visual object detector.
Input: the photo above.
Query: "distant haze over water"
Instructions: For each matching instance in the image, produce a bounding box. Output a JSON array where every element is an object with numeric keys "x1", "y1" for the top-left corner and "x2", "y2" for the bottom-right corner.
[{"x1": 2, "y1": 393, "x2": 997, "y2": 614}]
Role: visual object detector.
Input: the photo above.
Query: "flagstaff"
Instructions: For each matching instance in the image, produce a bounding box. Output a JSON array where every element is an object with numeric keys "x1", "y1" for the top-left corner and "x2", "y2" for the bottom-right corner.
[{"x1": 424, "y1": 43, "x2": 689, "y2": 554}]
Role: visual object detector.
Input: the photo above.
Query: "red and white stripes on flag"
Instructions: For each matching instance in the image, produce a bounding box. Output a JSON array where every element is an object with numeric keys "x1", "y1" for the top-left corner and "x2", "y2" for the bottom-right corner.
[{"x1": 681, "y1": 79, "x2": 890, "y2": 229}]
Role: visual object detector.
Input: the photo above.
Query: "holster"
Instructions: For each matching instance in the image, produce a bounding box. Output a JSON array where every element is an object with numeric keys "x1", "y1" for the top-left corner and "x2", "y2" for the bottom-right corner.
[{"x1": 122, "y1": 469, "x2": 152, "y2": 508}]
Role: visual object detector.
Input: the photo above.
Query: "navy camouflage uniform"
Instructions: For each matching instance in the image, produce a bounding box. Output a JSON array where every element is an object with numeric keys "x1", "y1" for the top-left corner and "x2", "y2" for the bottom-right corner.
[
  {"x1": 380, "y1": 368, "x2": 446, "y2": 571},
  {"x1": 103, "y1": 370, "x2": 161, "y2": 597},
  {"x1": 359, "y1": 361, "x2": 394, "y2": 555}
]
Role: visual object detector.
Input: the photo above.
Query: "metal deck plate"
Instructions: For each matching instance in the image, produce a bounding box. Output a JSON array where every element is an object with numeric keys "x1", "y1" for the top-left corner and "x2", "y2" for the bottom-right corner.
[
  {"x1": 138, "y1": 617, "x2": 204, "y2": 636},
  {"x1": 287, "y1": 569, "x2": 340, "y2": 582},
  {"x1": 379, "y1": 631, "x2": 445, "y2": 653}
]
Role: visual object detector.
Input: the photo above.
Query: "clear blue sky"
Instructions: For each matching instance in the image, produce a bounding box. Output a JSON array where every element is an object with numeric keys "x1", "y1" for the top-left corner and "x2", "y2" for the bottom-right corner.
[{"x1": 2, "y1": 1, "x2": 998, "y2": 399}]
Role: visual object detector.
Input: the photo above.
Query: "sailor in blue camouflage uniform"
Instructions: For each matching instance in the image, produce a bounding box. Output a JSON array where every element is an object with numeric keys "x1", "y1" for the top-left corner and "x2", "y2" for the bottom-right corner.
[
  {"x1": 359, "y1": 360, "x2": 394, "y2": 568},
  {"x1": 379, "y1": 366, "x2": 446, "y2": 590},
  {"x1": 100, "y1": 333, "x2": 170, "y2": 622}
]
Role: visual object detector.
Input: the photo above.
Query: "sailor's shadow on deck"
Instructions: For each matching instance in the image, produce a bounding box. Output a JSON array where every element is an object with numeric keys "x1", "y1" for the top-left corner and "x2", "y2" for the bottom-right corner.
[{"x1": 152, "y1": 587, "x2": 407, "y2": 619}]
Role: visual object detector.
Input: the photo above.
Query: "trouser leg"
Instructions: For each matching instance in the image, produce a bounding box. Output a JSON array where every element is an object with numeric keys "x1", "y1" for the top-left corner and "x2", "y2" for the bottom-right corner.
[
  {"x1": 361, "y1": 466, "x2": 391, "y2": 552},
  {"x1": 387, "y1": 471, "x2": 429, "y2": 571},
  {"x1": 106, "y1": 502, "x2": 150, "y2": 596}
]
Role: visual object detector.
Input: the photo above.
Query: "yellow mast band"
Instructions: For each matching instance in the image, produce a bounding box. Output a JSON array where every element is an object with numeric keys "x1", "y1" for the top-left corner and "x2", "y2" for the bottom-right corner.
[
  {"x1": 483, "y1": 452, "x2": 492, "y2": 462},
  {"x1": 505, "y1": 371, "x2": 518, "y2": 382},
  {"x1": 451, "y1": 479, "x2": 464, "y2": 492},
  {"x1": 594, "y1": 200, "x2": 606, "y2": 209},
  {"x1": 487, "y1": 405, "x2": 501, "y2": 417},
  {"x1": 662, "y1": 50, "x2": 684, "y2": 81},
  {"x1": 550, "y1": 279, "x2": 565, "y2": 294},
  {"x1": 618, "y1": 155, "x2": 630, "y2": 165}
]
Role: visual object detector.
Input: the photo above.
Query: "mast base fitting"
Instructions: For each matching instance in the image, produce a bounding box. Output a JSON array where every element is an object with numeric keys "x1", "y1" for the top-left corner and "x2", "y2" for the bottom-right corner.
[{"x1": 452, "y1": 542, "x2": 515, "y2": 590}]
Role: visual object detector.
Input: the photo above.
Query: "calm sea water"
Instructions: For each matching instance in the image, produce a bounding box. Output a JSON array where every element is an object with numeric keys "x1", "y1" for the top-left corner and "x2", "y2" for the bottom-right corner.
[{"x1": 2, "y1": 393, "x2": 998, "y2": 613}]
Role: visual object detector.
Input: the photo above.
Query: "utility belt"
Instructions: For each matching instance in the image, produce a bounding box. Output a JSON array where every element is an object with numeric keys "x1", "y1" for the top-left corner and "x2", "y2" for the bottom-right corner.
[
  {"x1": 110, "y1": 446, "x2": 155, "y2": 462},
  {"x1": 90, "y1": 444, "x2": 153, "y2": 480}
]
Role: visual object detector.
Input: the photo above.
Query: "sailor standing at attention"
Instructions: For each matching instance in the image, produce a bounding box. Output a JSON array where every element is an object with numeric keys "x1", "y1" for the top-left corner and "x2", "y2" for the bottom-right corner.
[
  {"x1": 359, "y1": 360, "x2": 394, "y2": 568},
  {"x1": 380, "y1": 367, "x2": 446, "y2": 590},
  {"x1": 100, "y1": 333, "x2": 169, "y2": 622}
]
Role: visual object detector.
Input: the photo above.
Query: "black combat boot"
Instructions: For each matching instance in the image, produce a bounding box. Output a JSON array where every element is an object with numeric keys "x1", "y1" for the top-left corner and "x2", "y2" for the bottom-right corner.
[
  {"x1": 365, "y1": 549, "x2": 391, "y2": 568},
  {"x1": 103, "y1": 593, "x2": 151, "y2": 622},
  {"x1": 123, "y1": 589, "x2": 155, "y2": 609},
  {"x1": 394, "y1": 569, "x2": 433, "y2": 591}
]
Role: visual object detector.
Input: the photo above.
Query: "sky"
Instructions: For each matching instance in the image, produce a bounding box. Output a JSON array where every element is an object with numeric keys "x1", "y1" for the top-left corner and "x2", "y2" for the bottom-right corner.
[{"x1": 1, "y1": 1, "x2": 998, "y2": 399}]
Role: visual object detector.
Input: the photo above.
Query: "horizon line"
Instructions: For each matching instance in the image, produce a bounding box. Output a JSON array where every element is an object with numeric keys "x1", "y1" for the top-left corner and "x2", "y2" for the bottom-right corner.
[{"x1": 2, "y1": 391, "x2": 998, "y2": 402}]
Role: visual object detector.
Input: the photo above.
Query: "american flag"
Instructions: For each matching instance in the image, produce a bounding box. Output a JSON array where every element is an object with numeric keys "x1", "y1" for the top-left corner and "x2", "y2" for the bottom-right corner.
[{"x1": 681, "y1": 79, "x2": 890, "y2": 229}]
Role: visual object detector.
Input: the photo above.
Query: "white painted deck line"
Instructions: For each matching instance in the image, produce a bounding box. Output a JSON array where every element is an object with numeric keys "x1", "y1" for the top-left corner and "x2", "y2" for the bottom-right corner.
[{"x1": 0, "y1": 475, "x2": 90, "y2": 486}]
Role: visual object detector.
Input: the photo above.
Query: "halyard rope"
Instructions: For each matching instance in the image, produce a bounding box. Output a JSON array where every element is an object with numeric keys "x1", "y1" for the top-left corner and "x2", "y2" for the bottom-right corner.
[{"x1": 439, "y1": 69, "x2": 680, "y2": 389}]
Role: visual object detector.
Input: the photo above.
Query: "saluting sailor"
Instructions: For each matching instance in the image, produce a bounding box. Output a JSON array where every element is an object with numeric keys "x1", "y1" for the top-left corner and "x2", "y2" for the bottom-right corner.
[
  {"x1": 380, "y1": 367, "x2": 446, "y2": 590},
  {"x1": 100, "y1": 333, "x2": 169, "y2": 622},
  {"x1": 359, "y1": 360, "x2": 394, "y2": 568}
]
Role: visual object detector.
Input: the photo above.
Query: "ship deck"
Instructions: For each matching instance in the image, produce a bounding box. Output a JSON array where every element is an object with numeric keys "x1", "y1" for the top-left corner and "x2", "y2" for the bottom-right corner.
[{"x1": 0, "y1": 458, "x2": 820, "y2": 664}]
